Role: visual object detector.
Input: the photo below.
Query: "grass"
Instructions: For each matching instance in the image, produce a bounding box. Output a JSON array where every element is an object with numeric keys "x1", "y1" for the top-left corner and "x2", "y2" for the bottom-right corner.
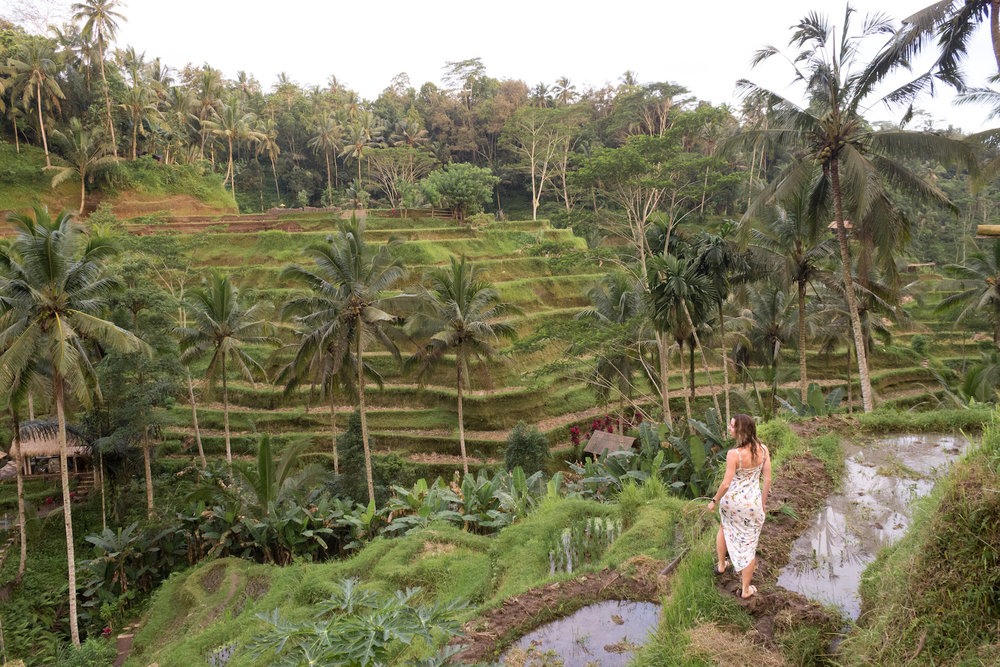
[{"x1": 858, "y1": 406, "x2": 993, "y2": 433}]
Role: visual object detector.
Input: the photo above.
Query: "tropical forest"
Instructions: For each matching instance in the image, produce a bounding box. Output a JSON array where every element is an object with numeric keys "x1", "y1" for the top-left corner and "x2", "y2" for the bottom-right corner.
[{"x1": 0, "y1": 1, "x2": 999, "y2": 665}]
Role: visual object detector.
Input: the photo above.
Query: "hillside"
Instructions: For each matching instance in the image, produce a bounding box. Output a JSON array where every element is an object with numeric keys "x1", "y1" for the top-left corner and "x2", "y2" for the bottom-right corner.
[{"x1": 0, "y1": 141, "x2": 237, "y2": 217}]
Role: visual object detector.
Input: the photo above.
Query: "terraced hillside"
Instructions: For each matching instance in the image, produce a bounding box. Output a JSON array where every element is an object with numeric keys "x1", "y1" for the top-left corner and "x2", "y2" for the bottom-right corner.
[{"x1": 131, "y1": 211, "x2": 989, "y2": 477}]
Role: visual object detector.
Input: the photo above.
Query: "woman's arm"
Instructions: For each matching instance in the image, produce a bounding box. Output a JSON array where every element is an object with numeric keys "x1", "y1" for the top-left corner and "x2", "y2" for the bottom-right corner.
[
  {"x1": 761, "y1": 445, "x2": 772, "y2": 513},
  {"x1": 708, "y1": 450, "x2": 736, "y2": 509}
]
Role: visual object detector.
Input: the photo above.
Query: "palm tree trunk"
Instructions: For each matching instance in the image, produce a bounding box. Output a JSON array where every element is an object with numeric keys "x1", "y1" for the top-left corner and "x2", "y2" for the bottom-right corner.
[
  {"x1": 80, "y1": 170, "x2": 86, "y2": 214},
  {"x1": 132, "y1": 119, "x2": 138, "y2": 160},
  {"x1": 678, "y1": 340, "x2": 692, "y2": 424},
  {"x1": 357, "y1": 323, "x2": 375, "y2": 504},
  {"x1": 846, "y1": 342, "x2": 853, "y2": 414},
  {"x1": 223, "y1": 356, "x2": 232, "y2": 465},
  {"x1": 10, "y1": 408, "x2": 26, "y2": 581},
  {"x1": 831, "y1": 158, "x2": 874, "y2": 412},
  {"x1": 271, "y1": 154, "x2": 280, "y2": 201},
  {"x1": 98, "y1": 42, "x2": 117, "y2": 158},
  {"x1": 689, "y1": 341, "x2": 696, "y2": 398},
  {"x1": 329, "y1": 389, "x2": 339, "y2": 475},
  {"x1": 187, "y1": 369, "x2": 207, "y2": 469},
  {"x1": 54, "y1": 374, "x2": 80, "y2": 647},
  {"x1": 798, "y1": 280, "x2": 808, "y2": 402},
  {"x1": 718, "y1": 302, "x2": 730, "y2": 425},
  {"x1": 143, "y1": 428, "x2": 153, "y2": 519},
  {"x1": 325, "y1": 150, "x2": 332, "y2": 198},
  {"x1": 99, "y1": 452, "x2": 106, "y2": 532},
  {"x1": 457, "y1": 356, "x2": 469, "y2": 475},
  {"x1": 682, "y1": 300, "x2": 721, "y2": 416},
  {"x1": 13, "y1": 113, "x2": 20, "y2": 152},
  {"x1": 27, "y1": 393, "x2": 33, "y2": 420},
  {"x1": 36, "y1": 84, "x2": 50, "y2": 167},
  {"x1": 656, "y1": 332, "x2": 672, "y2": 424},
  {"x1": 992, "y1": 0, "x2": 1000, "y2": 74},
  {"x1": 228, "y1": 137, "x2": 236, "y2": 198}
]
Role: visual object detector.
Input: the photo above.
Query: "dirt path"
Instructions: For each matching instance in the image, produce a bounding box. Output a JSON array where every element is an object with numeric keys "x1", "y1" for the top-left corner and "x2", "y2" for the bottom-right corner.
[{"x1": 450, "y1": 556, "x2": 667, "y2": 663}]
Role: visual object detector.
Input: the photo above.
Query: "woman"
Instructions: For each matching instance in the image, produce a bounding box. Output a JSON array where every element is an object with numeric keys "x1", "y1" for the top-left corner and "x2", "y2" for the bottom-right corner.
[{"x1": 707, "y1": 413, "x2": 772, "y2": 599}]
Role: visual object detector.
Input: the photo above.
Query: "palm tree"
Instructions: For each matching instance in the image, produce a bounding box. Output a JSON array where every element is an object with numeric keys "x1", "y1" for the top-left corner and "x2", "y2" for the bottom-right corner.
[
  {"x1": 118, "y1": 77, "x2": 157, "y2": 160},
  {"x1": 309, "y1": 112, "x2": 343, "y2": 198},
  {"x1": 0, "y1": 207, "x2": 142, "y2": 647},
  {"x1": 178, "y1": 272, "x2": 275, "y2": 465},
  {"x1": 50, "y1": 117, "x2": 118, "y2": 212},
  {"x1": 406, "y1": 256, "x2": 519, "y2": 475},
  {"x1": 281, "y1": 218, "x2": 406, "y2": 503},
  {"x1": 5, "y1": 40, "x2": 65, "y2": 167},
  {"x1": 749, "y1": 179, "x2": 836, "y2": 400},
  {"x1": 204, "y1": 100, "x2": 262, "y2": 199},
  {"x1": 574, "y1": 273, "x2": 647, "y2": 425},
  {"x1": 732, "y1": 7, "x2": 972, "y2": 412},
  {"x1": 255, "y1": 118, "x2": 282, "y2": 202},
  {"x1": 552, "y1": 76, "x2": 577, "y2": 106},
  {"x1": 733, "y1": 283, "x2": 798, "y2": 416},
  {"x1": 937, "y1": 240, "x2": 1000, "y2": 344},
  {"x1": 647, "y1": 253, "x2": 721, "y2": 420},
  {"x1": 72, "y1": 0, "x2": 124, "y2": 157}
]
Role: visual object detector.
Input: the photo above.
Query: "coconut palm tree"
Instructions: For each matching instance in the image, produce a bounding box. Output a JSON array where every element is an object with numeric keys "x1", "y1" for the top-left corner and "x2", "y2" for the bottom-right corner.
[
  {"x1": 309, "y1": 112, "x2": 343, "y2": 198},
  {"x1": 280, "y1": 218, "x2": 406, "y2": 503},
  {"x1": 731, "y1": 7, "x2": 972, "y2": 412},
  {"x1": 255, "y1": 118, "x2": 282, "y2": 202},
  {"x1": 5, "y1": 40, "x2": 65, "y2": 167},
  {"x1": 50, "y1": 117, "x2": 118, "y2": 213},
  {"x1": 749, "y1": 178, "x2": 837, "y2": 401},
  {"x1": 937, "y1": 240, "x2": 1000, "y2": 344},
  {"x1": 178, "y1": 271, "x2": 275, "y2": 465},
  {"x1": 118, "y1": 77, "x2": 157, "y2": 160},
  {"x1": 204, "y1": 100, "x2": 262, "y2": 198},
  {"x1": 733, "y1": 283, "x2": 799, "y2": 416},
  {"x1": 72, "y1": 0, "x2": 124, "y2": 157},
  {"x1": 405, "y1": 256, "x2": 519, "y2": 475},
  {"x1": 647, "y1": 252, "x2": 721, "y2": 420},
  {"x1": 0, "y1": 206, "x2": 142, "y2": 647}
]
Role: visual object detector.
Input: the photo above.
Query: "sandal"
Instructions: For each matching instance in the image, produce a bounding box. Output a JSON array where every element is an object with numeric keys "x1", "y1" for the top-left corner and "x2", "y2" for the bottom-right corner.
[
  {"x1": 741, "y1": 584, "x2": 758, "y2": 599},
  {"x1": 714, "y1": 559, "x2": 729, "y2": 576}
]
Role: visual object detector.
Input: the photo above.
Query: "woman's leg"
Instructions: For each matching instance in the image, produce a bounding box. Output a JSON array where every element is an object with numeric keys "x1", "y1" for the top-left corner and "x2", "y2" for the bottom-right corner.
[
  {"x1": 715, "y1": 526, "x2": 727, "y2": 572},
  {"x1": 741, "y1": 557, "x2": 757, "y2": 597}
]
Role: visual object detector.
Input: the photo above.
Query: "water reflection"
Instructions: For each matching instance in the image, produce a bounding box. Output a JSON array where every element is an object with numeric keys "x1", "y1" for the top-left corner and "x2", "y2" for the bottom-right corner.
[
  {"x1": 776, "y1": 434, "x2": 970, "y2": 618},
  {"x1": 502, "y1": 600, "x2": 660, "y2": 667}
]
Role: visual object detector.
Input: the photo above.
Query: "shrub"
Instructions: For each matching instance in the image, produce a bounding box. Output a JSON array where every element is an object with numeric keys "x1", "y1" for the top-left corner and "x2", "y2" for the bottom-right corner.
[
  {"x1": 55, "y1": 638, "x2": 118, "y2": 667},
  {"x1": 504, "y1": 421, "x2": 551, "y2": 476},
  {"x1": 420, "y1": 163, "x2": 499, "y2": 219}
]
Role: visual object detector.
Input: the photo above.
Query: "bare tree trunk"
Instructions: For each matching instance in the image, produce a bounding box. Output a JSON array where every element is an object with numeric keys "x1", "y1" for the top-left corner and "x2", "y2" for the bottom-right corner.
[
  {"x1": 329, "y1": 390, "x2": 339, "y2": 475},
  {"x1": 846, "y1": 342, "x2": 853, "y2": 414},
  {"x1": 10, "y1": 408, "x2": 26, "y2": 581},
  {"x1": 719, "y1": 302, "x2": 731, "y2": 426},
  {"x1": 143, "y1": 428, "x2": 153, "y2": 519},
  {"x1": 798, "y1": 280, "x2": 808, "y2": 402},
  {"x1": 54, "y1": 375, "x2": 80, "y2": 647},
  {"x1": 678, "y1": 340, "x2": 692, "y2": 425},
  {"x1": 357, "y1": 324, "x2": 375, "y2": 504},
  {"x1": 325, "y1": 150, "x2": 332, "y2": 198},
  {"x1": 457, "y1": 356, "x2": 469, "y2": 475},
  {"x1": 99, "y1": 452, "x2": 106, "y2": 532},
  {"x1": 271, "y1": 154, "x2": 280, "y2": 201},
  {"x1": 80, "y1": 171, "x2": 86, "y2": 214},
  {"x1": 222, "y1": 356, "x2": 232, "y2": 465},
  {"x1": 27, "y1": 394, "x2": 34, "y2": 420},
  {"x1": 36, "y1": 84, "x2": 50, "y2": 167},
  {"x1": 657, "y1": 333, "x2": 672, "y2": 424},
  {"x1": 187, "y1": 369, "x2": 207, "y2": 469},
  {"x1": 831, "y1": 158, "x2": 874, "y2": 412},
  {"x1": 682, "y1": 300, "x2": 721, "y2": 417},
  {"x1": 98, "y1": 41, "x2": 118, "y2": 157}
]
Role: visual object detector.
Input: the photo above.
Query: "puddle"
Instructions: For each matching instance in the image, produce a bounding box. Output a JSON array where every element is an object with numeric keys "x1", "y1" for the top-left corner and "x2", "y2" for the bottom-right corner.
[
  {"x1": 502, "y1": 600, "x2": 660, "y2": 666},
  {"x1": 776, "y1": 433, "x2": 970, "y2": 619}
]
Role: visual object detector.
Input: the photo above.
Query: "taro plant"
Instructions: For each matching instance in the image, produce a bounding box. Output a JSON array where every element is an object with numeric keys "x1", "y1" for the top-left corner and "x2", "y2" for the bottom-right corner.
[
  {"x1": 776, "y1": 382, "x2": 845, "y2": 417},
  {"x1": 248, "y1": 578, "x2": 467, "y2": 667}
]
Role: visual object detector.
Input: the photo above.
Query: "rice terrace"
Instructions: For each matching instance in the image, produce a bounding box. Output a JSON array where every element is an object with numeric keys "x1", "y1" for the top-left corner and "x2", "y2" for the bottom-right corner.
[{"x1": 0, "y1": 1, "x2": 999, "y2": 665}]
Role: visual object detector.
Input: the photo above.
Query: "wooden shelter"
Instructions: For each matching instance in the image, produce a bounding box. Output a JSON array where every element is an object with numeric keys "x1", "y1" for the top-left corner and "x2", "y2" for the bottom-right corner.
[
  {"x1": 583, "y1": 431, "x2": 637, "y2": 458},
  {"x1": 9, "y1": 421, "x2": 90, "y2": 475}
]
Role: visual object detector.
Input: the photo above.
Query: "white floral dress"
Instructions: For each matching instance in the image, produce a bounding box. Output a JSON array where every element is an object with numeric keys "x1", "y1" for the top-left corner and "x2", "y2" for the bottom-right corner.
[{"x1": 719, "y1": 445, "x2": 766, "y2": 572}]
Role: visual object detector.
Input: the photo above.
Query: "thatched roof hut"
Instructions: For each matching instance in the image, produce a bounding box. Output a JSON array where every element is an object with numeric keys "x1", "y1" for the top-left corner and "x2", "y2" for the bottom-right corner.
[
  {"x1": 583, "y1": 430, "x2": 637, "y2": 457},
  {"x1": 9, "y1": 420, "x2": 90, "y2": 458}
]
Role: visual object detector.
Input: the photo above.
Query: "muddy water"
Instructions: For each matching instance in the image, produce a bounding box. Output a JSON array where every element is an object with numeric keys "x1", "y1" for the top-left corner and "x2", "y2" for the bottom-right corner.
[
  {"x1": 776, "y1": 434, "x2": 970, "y2": 618},
  {"x1": 502, "y1": 600, "x2": 660, "y2": 666}
]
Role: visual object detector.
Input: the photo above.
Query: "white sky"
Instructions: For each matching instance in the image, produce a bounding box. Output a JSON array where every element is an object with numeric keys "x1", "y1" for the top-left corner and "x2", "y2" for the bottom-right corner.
[{"x1": 5, "y1": 0, "x2": 997, "y2": 133}]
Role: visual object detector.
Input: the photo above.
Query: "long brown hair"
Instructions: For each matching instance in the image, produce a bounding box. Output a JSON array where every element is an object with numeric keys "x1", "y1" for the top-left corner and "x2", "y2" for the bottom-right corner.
[{"x1": 732, "y1": 413, "x2": 760, "y2": 463}]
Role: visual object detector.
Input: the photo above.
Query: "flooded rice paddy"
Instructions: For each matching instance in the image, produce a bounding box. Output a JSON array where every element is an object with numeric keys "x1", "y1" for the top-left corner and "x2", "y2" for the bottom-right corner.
[
  {"x1": 776, "y1": 433, "x2": 970, "y2": 618},
  {"x1": 502, "y1": 600, "x2": 660, "y2": 666}
]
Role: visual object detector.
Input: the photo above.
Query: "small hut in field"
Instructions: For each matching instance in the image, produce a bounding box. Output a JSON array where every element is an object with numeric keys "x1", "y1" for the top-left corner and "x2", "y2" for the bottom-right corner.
[
  {"x1": 583, "y1": 430, "x2": 637, "y2": 459},
  {"x1": 9, "y1": 420, "x2": 91, "y2": 475}
]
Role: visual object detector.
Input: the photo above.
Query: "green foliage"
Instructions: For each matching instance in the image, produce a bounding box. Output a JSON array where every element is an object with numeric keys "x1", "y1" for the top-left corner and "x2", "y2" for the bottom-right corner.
[
  {"x1": 503, "y1": 421, "x2": 551, "y2": 476},
  {"x1": 777, "y1": 382, "x2": 845, "y2": 417},
  {"x1": 420, "y1": 163, "x2": 499, "y2": 218},
  {"x1": 101, "y1": 155, "x2": 232, "y2": 208},
  {"x1": 858, "y1": 406, "x2": 993, "y2": 433},
  {"x1": 547, "y1": 516, "x2": 623, "y2": 574},
  {"x1": 54, "y1": 638, "x2": 118, "y2": 667},
  {"x1": 247, "y1": 578, "x2": 467, "y2": 666}
]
